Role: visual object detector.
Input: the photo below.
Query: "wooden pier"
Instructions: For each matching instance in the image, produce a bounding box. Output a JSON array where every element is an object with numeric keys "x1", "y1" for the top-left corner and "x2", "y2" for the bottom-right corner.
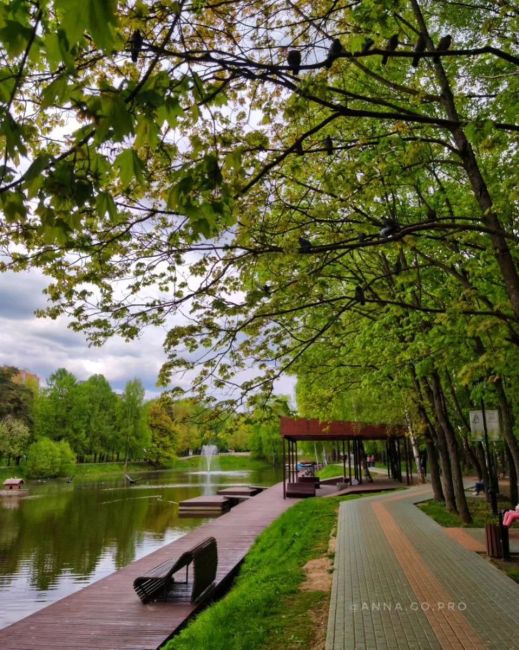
[{"x1": 0, "y1": 482, "x2": 297, "y2": 650}]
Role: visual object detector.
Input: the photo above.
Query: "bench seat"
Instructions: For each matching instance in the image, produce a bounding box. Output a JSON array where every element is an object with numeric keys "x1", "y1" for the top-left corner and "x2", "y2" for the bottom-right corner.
[{"x1": 133, "y1": 536, "x2": 217, "y2": 605}]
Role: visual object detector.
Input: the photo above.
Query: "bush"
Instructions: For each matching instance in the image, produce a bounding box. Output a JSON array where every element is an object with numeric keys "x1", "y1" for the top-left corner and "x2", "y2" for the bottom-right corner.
[
  {"x1": 25, "y1": 438, "x2": 76, "y2": 479},
  {"x1": 57, "y1": 440, "x2": 76, "y2": 477}
]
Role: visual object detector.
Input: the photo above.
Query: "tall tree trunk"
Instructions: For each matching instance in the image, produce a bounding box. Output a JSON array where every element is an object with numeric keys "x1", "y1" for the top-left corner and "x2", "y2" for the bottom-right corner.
[
  {"x1": 405, "y1": 412, "x2": 425, "y2": 483},
  {"x1": 445, "y1": 372, "x2": 483, "y2": 478},
  {"x1": 420, "y1": 379, "x2": 457, "y2": 512},
  {"x1": 425, "y1": 429, "x2": 444, "y2": 501},
  {"x1": 430, "y1": 372, "x2": 472, "y2": 523},
  {"x1": 493, "y1": 378, "x2": 519, "y2": 496},
  {"x1": 507, "y1": 444, "x2": 518, "y2": 507}
]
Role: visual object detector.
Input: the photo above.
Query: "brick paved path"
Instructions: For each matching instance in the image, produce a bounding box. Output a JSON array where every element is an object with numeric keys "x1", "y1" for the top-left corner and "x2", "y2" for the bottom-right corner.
[{"x1": 326, "y1": 486, "x2": 519, "y2": 649}]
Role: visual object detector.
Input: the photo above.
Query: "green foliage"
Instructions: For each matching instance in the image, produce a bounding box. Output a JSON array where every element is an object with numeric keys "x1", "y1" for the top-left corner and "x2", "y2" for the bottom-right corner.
[
  {"x1": 145, "y1": 397, "x2": 177, "y2": 466},
  {"x1": 25, "y1": 437, "x2": 76, "y2": 479},
  {"x1": 418, "y1": 497, "x2": 509, "y2": 528},
  {"x1": 0, "y1": 415, "x2": 31, "y2": 462},
  {"x1": 0, "y1": 1, "x2": 518, "y2": 502},
  {"x1": 0, "y1": 367, "x2": 34, "y2": 426},
  {"x1": 166, "y1": 495, "x2": 350, "y2": 650},
  {"x1": 117, "y1": 379, "x2": 150, "y2": 462},
  {"x1": 248, "y1": 397, "x2": 292, "y2": 465},
  {"x1": 57, "y1": 439, "x2": 76, "y2": 477}
]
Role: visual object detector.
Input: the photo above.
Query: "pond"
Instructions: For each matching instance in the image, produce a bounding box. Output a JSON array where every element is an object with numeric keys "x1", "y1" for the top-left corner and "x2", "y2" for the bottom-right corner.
[{"x1": 0, "y1": 460, "x2": 281, "y2": 630}]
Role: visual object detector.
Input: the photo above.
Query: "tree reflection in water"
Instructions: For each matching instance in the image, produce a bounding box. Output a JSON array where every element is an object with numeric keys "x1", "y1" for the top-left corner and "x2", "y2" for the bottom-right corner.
[{"x1": 0, "y1": 465, "x2": 280, "y2": 628}]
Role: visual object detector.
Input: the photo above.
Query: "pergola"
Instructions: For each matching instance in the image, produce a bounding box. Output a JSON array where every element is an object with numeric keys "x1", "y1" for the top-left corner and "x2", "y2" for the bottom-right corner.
[{"x1": 280, "y1": 416, "x2": 410, "y2": 498}]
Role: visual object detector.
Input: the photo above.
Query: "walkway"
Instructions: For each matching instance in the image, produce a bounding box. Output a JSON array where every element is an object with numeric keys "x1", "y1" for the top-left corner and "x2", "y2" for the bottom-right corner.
[
  {"x1": 0, "y1": 482, "x2": 297, "y2": 650},
  {"x1": 326, "y1": 485, "x2": 519, "y2": 649}
]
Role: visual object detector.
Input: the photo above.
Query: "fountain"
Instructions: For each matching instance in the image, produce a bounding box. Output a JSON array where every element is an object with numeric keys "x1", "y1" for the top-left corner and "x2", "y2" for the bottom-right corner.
[{"x1": 201, "y1": 444, "x2": 218, "y2": 474}]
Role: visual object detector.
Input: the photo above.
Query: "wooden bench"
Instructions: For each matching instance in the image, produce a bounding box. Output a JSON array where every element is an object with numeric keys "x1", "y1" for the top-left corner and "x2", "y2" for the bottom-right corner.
[
  {"x1": 286, "y1": 482, "x2": 316, "y2": 498},
  {"x1": 133, "y1": 537, "x2": 217, "y2": 604},
  {"x1": 297, "y1": 476, "x2": 321, "y2": 488}
]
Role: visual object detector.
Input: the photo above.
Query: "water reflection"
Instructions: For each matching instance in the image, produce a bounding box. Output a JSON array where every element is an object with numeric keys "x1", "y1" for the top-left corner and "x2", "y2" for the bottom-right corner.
[{"x1": 0, "y1": 465, "x2": 281, "y2": 629}]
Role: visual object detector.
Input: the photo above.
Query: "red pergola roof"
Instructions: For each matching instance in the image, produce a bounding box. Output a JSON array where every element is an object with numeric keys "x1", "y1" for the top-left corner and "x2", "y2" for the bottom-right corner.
[{"x1": 280, "y1": 416, "x2": 406, "y2": 441}]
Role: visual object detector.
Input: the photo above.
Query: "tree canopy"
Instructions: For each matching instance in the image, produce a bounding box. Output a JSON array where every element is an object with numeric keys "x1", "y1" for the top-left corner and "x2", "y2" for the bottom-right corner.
[{"x1": 1, "y1": 0, "x2": 519, "y2": 516}]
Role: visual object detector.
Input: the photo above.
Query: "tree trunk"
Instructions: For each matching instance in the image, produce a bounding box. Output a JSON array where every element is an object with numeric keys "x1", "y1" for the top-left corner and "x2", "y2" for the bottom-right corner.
[
  {"x1": 506, "y1": 444, "x2": 518, "y2": 506},
  {"x1": 493, "y1": 378, "x2": 519, "y2": 497},
  {"x1": 421, "y1": 379, "x2": 457, "y2": 512},
  {"x1": 430, "y1": 373, "x2": 472, "y2": 523},
  {"x1": 411, "y1": 0, "x2": 519, "y2": 320},
  {"x1": 425, "y1": 431, "x2": 444, "y2": 501},
  {"x1": 405, "y1": 412, "x2": 425, "y2": 483}
]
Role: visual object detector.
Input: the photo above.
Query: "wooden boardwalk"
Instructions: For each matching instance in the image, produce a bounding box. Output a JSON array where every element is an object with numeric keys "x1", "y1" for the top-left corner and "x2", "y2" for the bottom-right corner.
[{"x1": 0, "y1": 482, "x2": 297, "y2": 650}]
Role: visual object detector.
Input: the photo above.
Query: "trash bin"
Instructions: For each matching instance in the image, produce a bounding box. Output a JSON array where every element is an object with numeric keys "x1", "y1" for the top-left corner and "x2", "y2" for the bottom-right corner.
[{"x1": 485, "y1": 523, "x2": 502, "y2": 558}]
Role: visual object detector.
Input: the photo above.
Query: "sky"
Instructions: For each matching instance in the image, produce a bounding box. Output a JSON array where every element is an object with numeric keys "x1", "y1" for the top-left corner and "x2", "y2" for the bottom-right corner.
[{"x1": 0, "y1": 269, "x2": 296, "y2": 401}]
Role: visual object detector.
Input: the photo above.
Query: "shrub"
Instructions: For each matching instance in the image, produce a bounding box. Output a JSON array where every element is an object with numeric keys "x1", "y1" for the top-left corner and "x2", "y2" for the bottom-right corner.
[{"x1": 25, "y1": 438, "x2": 76, "y2": 479}]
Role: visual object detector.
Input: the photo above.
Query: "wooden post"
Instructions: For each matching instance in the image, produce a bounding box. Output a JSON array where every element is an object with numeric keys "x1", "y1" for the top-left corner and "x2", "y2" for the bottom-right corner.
[{"x1": 282, "y1": 438, "x2": 286, "y2": 499}]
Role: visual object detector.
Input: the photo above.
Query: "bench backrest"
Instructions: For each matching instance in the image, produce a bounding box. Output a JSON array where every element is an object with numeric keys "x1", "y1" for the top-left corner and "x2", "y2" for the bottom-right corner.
[{"x1": 191, "y1": 536, "x2": 218, "y2": 602}]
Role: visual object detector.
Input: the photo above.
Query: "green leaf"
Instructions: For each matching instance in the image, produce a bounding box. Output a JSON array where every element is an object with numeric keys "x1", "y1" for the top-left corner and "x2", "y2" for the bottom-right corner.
[
  {"x1": 23, "y1": 154, "x2": 52, "y2": 196},
  {"x1": 114, "y1": 149, "x2": 145, "y2": 188},
  {"x1": 54, "y1": 0, "x2": 88, "y2": 47},
  {"x1": 41, "y1": 76, "x2": 69, "y2": 108},
  {"x1": 96, "y1": 191, "x2": 118, "y2": 221},
  {"x1": 87, "y1": 0, "x2": 118, "y2": 50},
  {"x1": 157, "y1": 96, "x2": 184, "y2": 128},
  {"x1": 0, "y1": 191, "x2": 27, "y2": 222},
  {"x1": 0, "y1": 21, "x2": 33, "y2": 57},
  {"x1": 0, "y1": 68, "x2": 16, "y2": 103},
  {"x1": 134, "y1": 116, "x2": 160, "y2": 149}
]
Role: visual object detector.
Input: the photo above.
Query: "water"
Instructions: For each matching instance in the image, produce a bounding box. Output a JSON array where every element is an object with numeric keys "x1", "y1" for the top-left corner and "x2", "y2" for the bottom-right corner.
[{"x1": 0, "y1": 462, "x2": 281, "y2": 629}]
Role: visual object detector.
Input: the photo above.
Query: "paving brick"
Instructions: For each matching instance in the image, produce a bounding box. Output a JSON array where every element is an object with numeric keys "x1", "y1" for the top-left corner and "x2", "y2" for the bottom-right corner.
[{"x1": 326, "y1": 485, "x2": 519, "y2": 649}]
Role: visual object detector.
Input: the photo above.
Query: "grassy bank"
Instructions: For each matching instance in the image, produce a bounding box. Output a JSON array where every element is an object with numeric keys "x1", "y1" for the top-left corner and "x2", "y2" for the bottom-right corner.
[
  {"x1": 316, "y1": 463, "x2": 343, "y2": 480},
  {"x1": 417, "y1": 496, "x2": 510, "y2": 528},
  {"x1": 172, "y1": 454, "x2": 274, "y2": 472},
  {"x1": 0, "y1": 465, "x2": 23, "y2": 482},
  {"x1": 165, "y1": 494, "x2": 363, "y2": 650},
  {"x1": 1, "y1": 455, "x2": 275, "y2": 483}
]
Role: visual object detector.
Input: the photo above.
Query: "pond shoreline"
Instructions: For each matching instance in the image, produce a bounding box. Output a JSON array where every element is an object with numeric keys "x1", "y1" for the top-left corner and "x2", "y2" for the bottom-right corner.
[{"x1": 0, "y1": 459, "x2": 281, "y2": 630}]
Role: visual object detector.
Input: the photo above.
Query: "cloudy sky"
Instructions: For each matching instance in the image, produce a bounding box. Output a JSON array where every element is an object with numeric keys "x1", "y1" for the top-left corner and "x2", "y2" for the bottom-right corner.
[{"x1": 0, "y1": 270, "x2": 296, "y2": 401}]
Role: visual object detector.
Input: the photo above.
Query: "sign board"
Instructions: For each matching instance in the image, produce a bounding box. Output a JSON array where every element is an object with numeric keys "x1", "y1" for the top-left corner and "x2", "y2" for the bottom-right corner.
[{"x1": 469, "y1": 410, "x2": 500, "y2": 442}]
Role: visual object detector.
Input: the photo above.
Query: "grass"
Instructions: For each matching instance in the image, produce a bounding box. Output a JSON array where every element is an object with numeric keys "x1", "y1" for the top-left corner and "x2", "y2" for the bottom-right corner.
[
  {"x1": 316, "y1": 463, "x2": 344, "y2": 480},
  {"x1": 0, "y1": 454, "x2": 275, "y2": 483},
  {"x1": 417, "y1": 496, "x2": 510, "y2": 528},
  {"x1": 165, "y1": 494, "x2": 364, "y2": 650},
  {"x1": 172, "y1": 454, "x2": 274, "y2": 472},
  {"x1": 0, "y1": 465, "x2": 23, "y2": 482},
  {"x1": 492, "y1": 558, "x2": 519, "y2": 585}
]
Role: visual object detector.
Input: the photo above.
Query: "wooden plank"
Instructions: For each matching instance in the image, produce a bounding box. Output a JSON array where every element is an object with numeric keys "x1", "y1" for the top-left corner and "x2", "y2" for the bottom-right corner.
[{"x1": 0, "y1": 482, "x2": 297, "y2": 650}]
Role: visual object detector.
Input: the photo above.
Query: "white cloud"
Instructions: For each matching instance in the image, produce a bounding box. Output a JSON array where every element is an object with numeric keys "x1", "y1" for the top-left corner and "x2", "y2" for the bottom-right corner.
[{"x1": 0, "y1": 270, "x2": 296, "y2": 403}]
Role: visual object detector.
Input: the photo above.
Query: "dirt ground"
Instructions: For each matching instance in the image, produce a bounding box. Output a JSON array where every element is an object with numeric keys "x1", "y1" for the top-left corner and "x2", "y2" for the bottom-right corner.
[{"x1": 298, "y1": 528, "x2": 336, "y2": 649}]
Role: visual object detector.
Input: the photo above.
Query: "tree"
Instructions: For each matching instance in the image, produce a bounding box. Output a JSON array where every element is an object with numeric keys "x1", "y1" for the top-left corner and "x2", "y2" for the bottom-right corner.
[
  {"x1": 1, "y1": 0, "x2": 519, "y2": 509},
  {"x1": 0, "y1": 366, "x2": 34, "y2": 426},
  {"x1": 77, "y1": 374, "x2": 118, "y2": 460},
  {"x1": 117, "y1": 379, "x2": 149, "y2": 463},
  {"x1": 146, "y1": 396, "x2": 177, "y2": 466},
  {"x1": 33, "y1": 368, "x2": 88, "y2": 455},
  {"x1": 0, "y1": 415, "x2": 31, "y2": 464},
  {"x1": 25, "y1": 437, "x2": 76, "y2": 478}
]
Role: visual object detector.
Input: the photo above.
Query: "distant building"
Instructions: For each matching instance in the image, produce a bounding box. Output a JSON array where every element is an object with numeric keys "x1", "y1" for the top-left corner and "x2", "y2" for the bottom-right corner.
[{"x1": 12, "y1": 369, "x2": 40, "y2": 388}]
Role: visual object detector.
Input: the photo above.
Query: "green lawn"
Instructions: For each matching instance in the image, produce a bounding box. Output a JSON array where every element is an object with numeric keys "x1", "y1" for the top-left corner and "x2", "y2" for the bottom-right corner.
[
  {"x1": 172, "y1": 454, "x2": 274, "y2": 472},
  {"x1": 417, "y1": 496, "x2": 510, "y2": 528},
  {"x1": 0, "y1": 454, "x2": 275, "y2": 483},
  {"x1": 165, "y1": 494, "x2": 365, "y2": 650},
  {"x1": 316, "y1": 463, "x2": 345, "y2": 480}
]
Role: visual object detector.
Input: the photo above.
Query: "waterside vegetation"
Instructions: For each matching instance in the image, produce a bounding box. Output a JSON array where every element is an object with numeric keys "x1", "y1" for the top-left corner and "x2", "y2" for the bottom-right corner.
[{"x1": 165, "y1": 495, "x2": 363, "y2": 650}]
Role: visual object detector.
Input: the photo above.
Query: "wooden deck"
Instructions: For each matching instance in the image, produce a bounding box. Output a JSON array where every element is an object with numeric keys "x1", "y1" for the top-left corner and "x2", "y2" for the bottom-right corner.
[{"x1": 0, "y1": 482, "x2": 297, "y2": 650}]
